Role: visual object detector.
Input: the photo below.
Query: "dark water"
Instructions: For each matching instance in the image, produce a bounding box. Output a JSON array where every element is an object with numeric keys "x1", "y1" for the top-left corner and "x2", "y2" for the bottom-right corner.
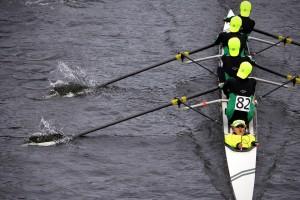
[{"x1": 0, "y1": 0, "x2": 299, "y2": 199}]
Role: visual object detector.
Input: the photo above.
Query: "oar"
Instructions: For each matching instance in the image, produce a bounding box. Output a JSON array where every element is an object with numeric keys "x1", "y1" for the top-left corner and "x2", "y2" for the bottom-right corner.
[
  {"x1": 178, "y1": 100, "x2": 221, "y2": 125},
  {"x1": 254, "y1": 63, "x2": 300, "y2": 84},
  {"x1": 248, "y1": 36, "x2": 280, "y2": 45},
  {"x1": 254, "y1": 63, "x2": 288, "y2": 79},
  {"x1": 249, "y1": 77, "x2": 290, "y2": 88},
  {"x1": 179, "y1": 53, "x2": 218, "y2": 77},
  {"x1": 182, "y1": 99, "x2": 228, "y2": 110},
  {"x1": 96, "y1": 43, "x2": 215, "y2": 89},
  {"x1": 259, "y1": 77, "x2": 298, "y2": 99},
  {"x1": 71, "y1": 86, "x2": 220, "y2": 139},
  {"x1": 253, "y1": 28, "x2": 300, "y2": 47},
  {"x1": 253, "y1": 39, "x2": 283, "y2": 55},
  {"x1": 184, "y1": 54, "x2": 222, "y2": 63}
]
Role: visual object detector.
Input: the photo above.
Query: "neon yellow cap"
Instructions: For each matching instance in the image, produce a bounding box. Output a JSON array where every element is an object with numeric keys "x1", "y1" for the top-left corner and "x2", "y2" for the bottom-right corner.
[
  {"x1": 229, "y1": 16, "x2": 242, "y2": 33},
  {"x1": 231, "y1": 120, "x2": 246, "y2": 127},
  {"x1": 237, "y1": 61, "x2": 252, "y2": 79},
  {"x1": 240, "y1": 1, "x2": 252, "y2": 17},
  {"x1": 228, "y1": 37, "x2": 240, "y2": 56}
]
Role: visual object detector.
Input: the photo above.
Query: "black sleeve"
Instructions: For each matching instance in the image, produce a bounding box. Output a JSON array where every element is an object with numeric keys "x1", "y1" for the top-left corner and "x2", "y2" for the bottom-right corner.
[
  {"x1": 251, "y1": 141, "x2": 258, "y2": 146},
  {"x1": 252, "y1": 79, "x2": 257, "y2": 93},
  {"x1": 222, "y1": 80, "x2": 231, "y2": 98},
  {"x1": 224, "y1": 16, "x2": 233, "y2": 22},
  {"x1": 244, "y1": 56, "x2": 256, "y2": 66},
  {"x1": 251, "y1": 19, "x2": 255, "y2": 30},
  {"x1": 213, "y1": 33, "x2": 223, "y2": 45}
]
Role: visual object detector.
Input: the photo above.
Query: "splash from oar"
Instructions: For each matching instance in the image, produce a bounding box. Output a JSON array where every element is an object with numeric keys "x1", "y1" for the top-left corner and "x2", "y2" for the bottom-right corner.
[
  {"x1": 49, "y1": 81, "x2": 89, "y2": 96},
  {"x1": 48, "y1": 61, "x2": 95, "y2": 97},
  {"x1": 26, "y1": 87, "x2": 220, "y2": 146},
  {"x1": 25, "y1": 117, "x2": 69, "y2": 146}
]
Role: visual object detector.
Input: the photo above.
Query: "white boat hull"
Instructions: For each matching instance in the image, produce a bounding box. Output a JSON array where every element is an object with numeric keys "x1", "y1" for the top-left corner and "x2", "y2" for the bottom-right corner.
[
  {"x1": 225, "y1": 147, "x2": 256, "y2": 200},
  {"x1": 220, "y1": 10, "x2": 257, "y2": 200}
]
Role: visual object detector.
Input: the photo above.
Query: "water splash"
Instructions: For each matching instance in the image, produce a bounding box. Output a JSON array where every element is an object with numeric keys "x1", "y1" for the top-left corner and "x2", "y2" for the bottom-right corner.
[
  {"x1": 39, "y1": 117, "x2": 62, "y2": 135},
  {"x1": 48, "y1": 61, "x2": 96, "y2": 96},
  {"x1": 27, "y1": 117, "x2": 65, "y2": 143},
  {"x1": 25, "y1": 0, "x2": 50, "y2": 6}
]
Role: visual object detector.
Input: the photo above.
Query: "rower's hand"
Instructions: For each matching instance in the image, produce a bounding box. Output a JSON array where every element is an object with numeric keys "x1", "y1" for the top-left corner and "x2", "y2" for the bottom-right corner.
[
  {"x1": 238, "y1": 143, "x2": 243, "y2": 151},
  {"x1": 253, "y1": 142, "x2": 259, "y2": 147},
  {"x1": 218, "y1": 83, "x2": 224, "y2": 88},
  {"x1": 254, "y1": 99, "x2": 258, "y2": 105}
]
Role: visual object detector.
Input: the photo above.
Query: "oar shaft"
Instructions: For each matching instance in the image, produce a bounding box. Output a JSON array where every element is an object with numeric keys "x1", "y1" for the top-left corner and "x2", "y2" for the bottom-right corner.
[
  {"x1": 249, "y1": 77, "x2": 290, "y2": 88},
  {"x1": 183, "y1": 55, "x2": 217, "y2": 76},
  {"x1": 189, "y1": 43, "x2": 216, "y2": 54},
  {"x1": 184, "y1": 54, "x2": 222, "y2": 64},
  {"x1": 73, "y1": 86, "x2": 219, "y2": 138},
  {"x1": 248, "y1": 36, "x2": 278, "y2": 45},
  {"x1": 96, "y1": 58, "x2": 174, "y2": 88},
  {"x1": 96, "y1": 43, "x2": 215, "y2": 88},
  {"x1": 253, "y1": 28, "x2": 300, "y2": 47},
  {"x1": 261, "y1": 79, "x2": 294, "y2": 98},
  {"x1": 253, "y1": 28, "x2": 278, "y2": 40},
  {"x1": 254, "y1": 63, "x2": 286, "y2": 79},
  {"x1": 74, "y1": 103, "x2": 171, "y2": 138}
]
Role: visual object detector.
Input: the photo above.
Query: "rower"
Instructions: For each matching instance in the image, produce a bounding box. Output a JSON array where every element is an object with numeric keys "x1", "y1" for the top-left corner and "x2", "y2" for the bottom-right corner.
[
  {"x1": 218, "y1": 37, "x2": 254, "y2": 82},
  {"x1": 225, "y1": 119, "x2": 258, "y2": 150},
  {"x1": 239, "y1": 1, "x2": 255, "y2": 35},
  {"x1": 224, "y1": 1, "x2": 255, "y2": 35},
  {"x1": 213, "y1": 16, "x2": 247, "y2": 56},
  {"x1": 222, "y1": 61, "x2": 256, "y2": 124}
]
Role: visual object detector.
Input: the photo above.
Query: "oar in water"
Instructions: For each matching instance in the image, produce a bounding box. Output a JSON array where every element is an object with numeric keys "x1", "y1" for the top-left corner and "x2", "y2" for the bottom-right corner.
[
  {"x1": 96, "y1": 43, "x2": 215, "y2": 89},
  {"x1": 253, "y1": 28, "x2": 300, "y2": 47},
  {"x1": 72, "y1": 86, "x2": 219, "y2": 138},
  {"x1": 28, "y1": 86, "x2": 220, "y2": 145}
]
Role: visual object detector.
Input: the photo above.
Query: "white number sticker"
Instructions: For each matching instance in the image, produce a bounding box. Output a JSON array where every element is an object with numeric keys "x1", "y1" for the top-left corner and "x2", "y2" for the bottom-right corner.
[{"x1": 235, "y1": 95, "x2": 251, "y2": 112}]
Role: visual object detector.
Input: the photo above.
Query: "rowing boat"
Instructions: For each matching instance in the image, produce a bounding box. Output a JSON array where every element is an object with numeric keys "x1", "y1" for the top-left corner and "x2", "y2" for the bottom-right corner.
[{"x1": 220, "y1": 10, "x2": 257, "y2": 200}]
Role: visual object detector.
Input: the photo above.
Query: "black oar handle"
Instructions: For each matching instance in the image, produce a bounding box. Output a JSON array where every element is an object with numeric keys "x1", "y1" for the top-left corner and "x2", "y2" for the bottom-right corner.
[
  {"x1": 72, "y1": 86, "x2": 219, "y2": 138},
  {"x1": 96, "y1": 43, "x2": 215, "y2": 89}
]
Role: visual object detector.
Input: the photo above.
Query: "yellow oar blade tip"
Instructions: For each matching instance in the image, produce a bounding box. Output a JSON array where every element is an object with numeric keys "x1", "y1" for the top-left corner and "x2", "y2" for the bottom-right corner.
[
  {"x1": 175, "y1": 51, "x2": 190, "y2": 62},
  {"x1": 287, "y1": 74, "x2": 300, "y2": 84}
]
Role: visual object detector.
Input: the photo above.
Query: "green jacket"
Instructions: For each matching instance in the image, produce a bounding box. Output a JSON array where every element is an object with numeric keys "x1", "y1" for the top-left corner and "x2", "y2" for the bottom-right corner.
[{"x1": 226, "y1": 93, "x2": 255, "y2": 122}]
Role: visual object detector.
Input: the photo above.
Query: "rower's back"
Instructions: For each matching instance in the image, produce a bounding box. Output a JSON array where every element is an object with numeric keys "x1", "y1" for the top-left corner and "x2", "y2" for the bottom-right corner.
[
  {"x1": 214, "y1": 16, "x2": 247, "y2": 56},
  {"x1": 223, "y1": 62, "x2": 256, "y2": 124},
  {"x1": 219, "y1": 37, "x2": 253, "y2": 82},
  {"x1": 239, "y1": 1, "x2": 255, "y2": 35}
]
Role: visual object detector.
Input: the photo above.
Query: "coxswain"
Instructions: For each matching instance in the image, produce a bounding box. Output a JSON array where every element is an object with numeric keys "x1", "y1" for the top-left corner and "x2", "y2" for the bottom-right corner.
[
  {"x1": 222, "y1": 61, "x2": 256, "y2": 123},
  {"x1": 225, "y1": 119, "x2": 258, "y2": 150},
  {"x1": 214, "y1": 16, "x2": 247, "y2": 56}
]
